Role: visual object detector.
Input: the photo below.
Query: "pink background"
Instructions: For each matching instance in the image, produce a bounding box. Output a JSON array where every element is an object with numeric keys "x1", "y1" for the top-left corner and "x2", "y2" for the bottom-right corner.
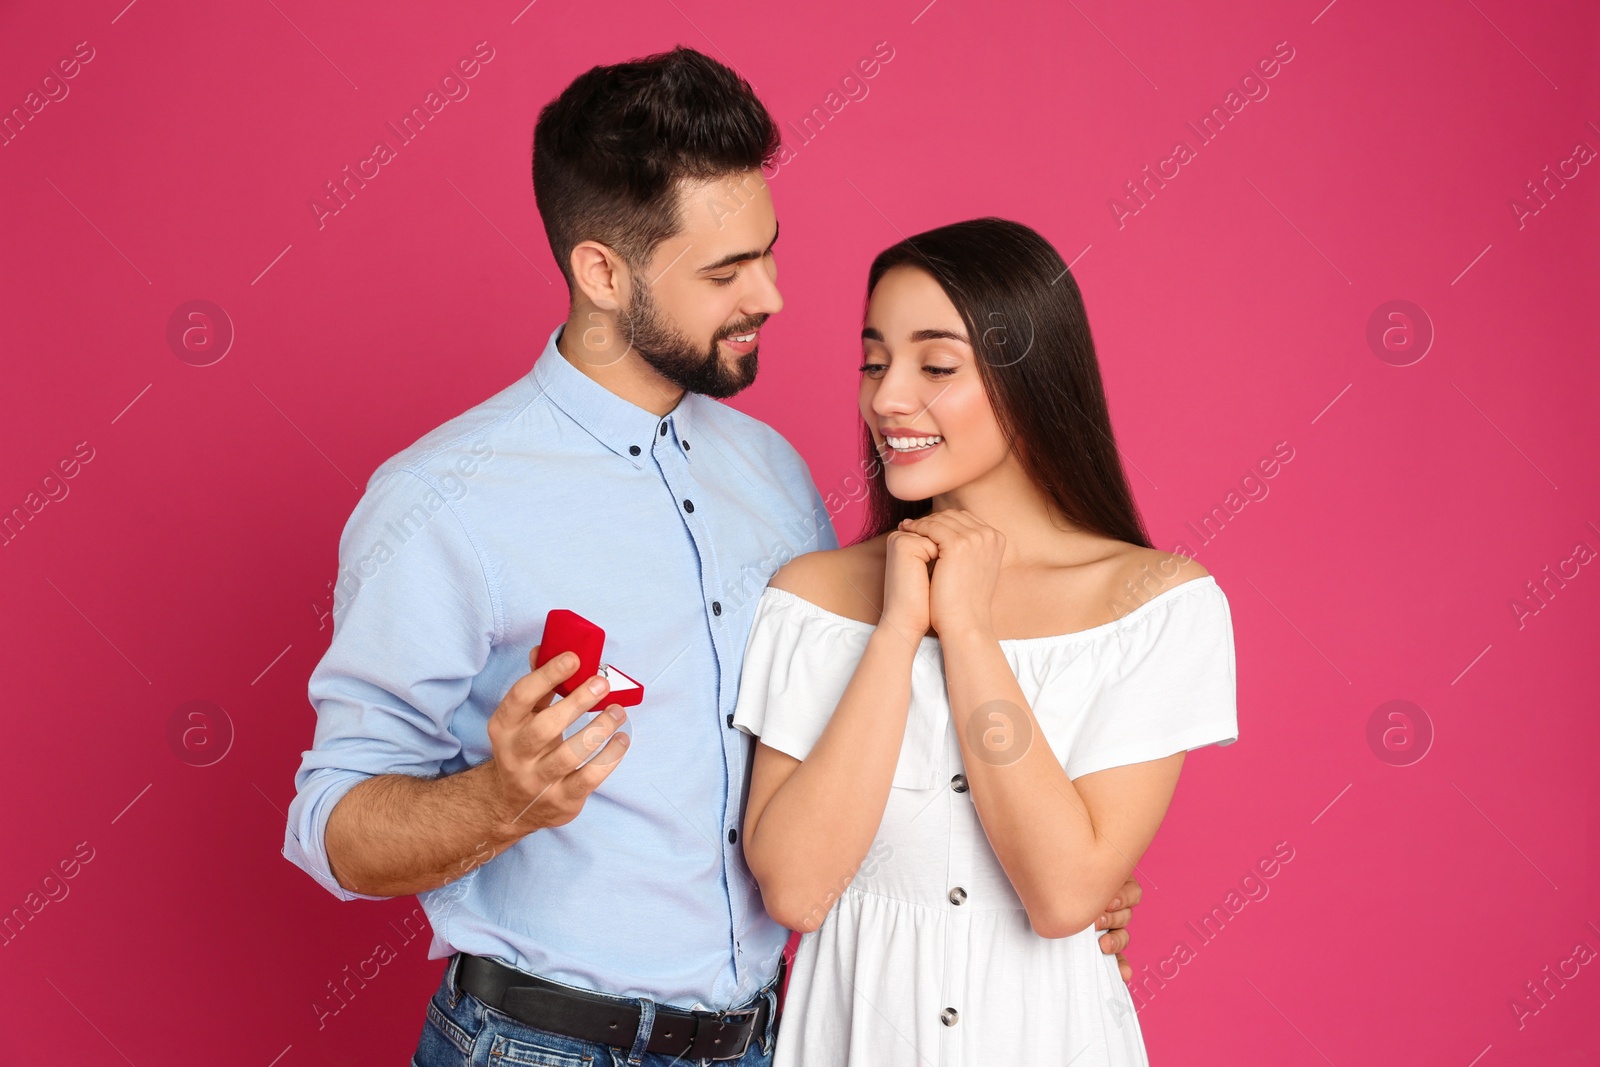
[{"x1": 2, "y1": 0, "x2": 1597, "y2": 1063}]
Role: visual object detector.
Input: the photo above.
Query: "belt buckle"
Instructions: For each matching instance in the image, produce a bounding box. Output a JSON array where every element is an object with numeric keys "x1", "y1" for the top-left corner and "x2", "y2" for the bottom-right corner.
[{"x1": 689, "y1": 1004, "x2": 758, "y2": 1061}]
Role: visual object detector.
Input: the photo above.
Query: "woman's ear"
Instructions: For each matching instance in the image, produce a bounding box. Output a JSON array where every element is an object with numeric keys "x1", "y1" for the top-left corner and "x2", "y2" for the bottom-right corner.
[{"x1": 569, "y1": 240, "x2": 629, "y2": 312}]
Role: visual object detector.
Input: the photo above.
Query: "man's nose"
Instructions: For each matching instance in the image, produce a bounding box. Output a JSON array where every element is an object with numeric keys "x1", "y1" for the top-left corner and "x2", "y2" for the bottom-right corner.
[{"x1": 744, "y1": 261, "x2": 782, "y2": 318}]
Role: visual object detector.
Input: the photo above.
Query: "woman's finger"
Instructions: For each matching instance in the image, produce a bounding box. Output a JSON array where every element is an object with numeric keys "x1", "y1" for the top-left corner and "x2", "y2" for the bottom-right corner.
[
  {"x1": 888, "y1": 529, "x2": 939, "y2": 559},
  {"x1": 900, "y1": 515, "x2": 964, "y2": 545}
]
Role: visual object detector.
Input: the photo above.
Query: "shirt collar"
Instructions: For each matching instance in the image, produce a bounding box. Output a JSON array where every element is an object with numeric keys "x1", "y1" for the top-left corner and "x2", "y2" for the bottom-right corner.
[{"x1": 530, "y1": 323, "x2": 698, "y2": 468}]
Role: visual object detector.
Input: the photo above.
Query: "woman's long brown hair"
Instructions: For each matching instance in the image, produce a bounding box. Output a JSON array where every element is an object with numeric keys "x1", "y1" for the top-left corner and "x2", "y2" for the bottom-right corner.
[{"x1": 853, "y1": 217, "x2": 1152, "y2": 550}]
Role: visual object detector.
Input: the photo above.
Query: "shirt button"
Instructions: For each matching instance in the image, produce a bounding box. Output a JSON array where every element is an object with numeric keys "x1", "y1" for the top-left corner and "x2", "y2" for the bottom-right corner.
[
  {"x1": 683, "y1": 499, "x2": 695, "y2": 513},
  {"x1": 727, "y1": 828, "x2": 738, "y2": 844},
  {"x1": 660, "y1": 423, "x2": 669, "y2": 436},
  {"x1": 726, "y1": 713, "x2": 735, "y2": 728},
  {"x1": 682, "y1": 439, "x2": 691, "y2": 450},
  {"x1": 712, "y1": 601, "x2": 722, "y2": 616},
  {"x1": 628, "y1": 445, "x2": 640, "y2": 456},
  {"x1": 951, "y1": 773, "x2": 968, "y2": 793},
  {"x1": 940, "y1": 1007, "x2": 959, "y2": 1026},
  {"x1": 948, "y1": 887, "x2": 967, "y2": 905}
]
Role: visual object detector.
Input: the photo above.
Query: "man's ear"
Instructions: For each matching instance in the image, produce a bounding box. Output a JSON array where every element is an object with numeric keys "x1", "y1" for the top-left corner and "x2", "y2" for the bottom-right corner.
[{"x1": 569, "y1": 240, "x2": 630, "y2": 312}]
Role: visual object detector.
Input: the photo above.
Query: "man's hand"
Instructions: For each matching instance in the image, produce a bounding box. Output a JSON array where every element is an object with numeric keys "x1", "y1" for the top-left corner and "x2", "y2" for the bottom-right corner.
[
  {"x1": 1094, "y1": 877, "x2": 1142, "y2": 982},
  {"x1": 486, "y1": 644, "x2": 631, "y2": 837}
]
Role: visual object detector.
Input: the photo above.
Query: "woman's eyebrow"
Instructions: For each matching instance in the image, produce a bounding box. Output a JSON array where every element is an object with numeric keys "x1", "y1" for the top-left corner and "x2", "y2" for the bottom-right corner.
[
  {"x1": 860, "y1": 326, "x2": 970, "y2": 344},
  {"x1": 909, "y1": 328, "x2": 970, "y2": 344}
]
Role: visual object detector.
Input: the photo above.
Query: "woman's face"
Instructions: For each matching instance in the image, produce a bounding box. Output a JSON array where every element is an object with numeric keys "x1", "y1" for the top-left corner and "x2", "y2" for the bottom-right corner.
[{"x1": 858, "y1": 265, "x2": 1012, "y2": 502}]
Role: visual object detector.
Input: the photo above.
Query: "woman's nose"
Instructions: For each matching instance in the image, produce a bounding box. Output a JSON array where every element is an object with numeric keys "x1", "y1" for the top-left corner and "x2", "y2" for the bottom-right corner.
[{"x1": 870, "y1": 365, "x2": 926, "y2": 417}]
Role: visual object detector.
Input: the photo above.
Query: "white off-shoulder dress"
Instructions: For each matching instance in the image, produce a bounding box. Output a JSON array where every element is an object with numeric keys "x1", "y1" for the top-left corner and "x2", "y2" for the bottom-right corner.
[{"x1": 731, "y1": 575, "x2": 1239, "y2": 1067}]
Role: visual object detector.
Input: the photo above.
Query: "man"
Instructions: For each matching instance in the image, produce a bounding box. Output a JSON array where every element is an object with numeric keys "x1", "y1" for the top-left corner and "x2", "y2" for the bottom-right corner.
[{"x1": 283, "y1": 46, "x2": 1138, "y2": 1067}]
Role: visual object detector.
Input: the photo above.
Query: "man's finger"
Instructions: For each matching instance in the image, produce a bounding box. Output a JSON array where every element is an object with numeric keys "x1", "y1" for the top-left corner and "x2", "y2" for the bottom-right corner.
[
  {"x1": 1101, "y1": 906, "x2": 1132, "y2": 931},
  {"x1": 1117, "y1": 876, "x2": 1143, "y2": 910},
  {"x1": 560, "y1": 726, "x2": 631, "y2": 797},
  {"x1": 497, "y1": 647, "x2": 581, "y2": 724},
  {"x1": 1117, "y1": 953, "x2": 1132, "y2": 983},
  {"x1": 526, "y1": 644, "x2": 571, "y2": 712},
  {"x1": 1098, "y1": 927, "x2": 1129, "y2": 956},
  {"x1": 539, "y1": 702, "x2": 628, "y2": 780},
  {"x1": 520, "y1": 674, "x2": 619, "y2": 753}
]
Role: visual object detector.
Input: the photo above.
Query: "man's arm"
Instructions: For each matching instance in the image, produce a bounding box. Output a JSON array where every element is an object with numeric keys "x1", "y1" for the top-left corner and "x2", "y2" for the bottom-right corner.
[
  {"x1": 323, "y1": 652, "x2": 630, "y2": 898},
  {"x1": 283, "y1": 467, "x2": 626, "y2": 901}
]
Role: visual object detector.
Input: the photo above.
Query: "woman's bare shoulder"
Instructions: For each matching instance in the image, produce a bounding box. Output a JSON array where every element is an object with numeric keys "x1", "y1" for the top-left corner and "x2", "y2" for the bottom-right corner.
[
  {"x1": 1094, "y1": 545, "x2": 1212, "y2": 613},
  {"x1": 767, "y1": 533, "x2": 890, "y2": 625}
]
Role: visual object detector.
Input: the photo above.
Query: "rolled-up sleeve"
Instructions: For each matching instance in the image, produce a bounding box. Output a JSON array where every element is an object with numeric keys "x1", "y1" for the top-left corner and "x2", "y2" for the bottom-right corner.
[{"x1": 284, "y1": 467, "x2": 498, "y2": 901}]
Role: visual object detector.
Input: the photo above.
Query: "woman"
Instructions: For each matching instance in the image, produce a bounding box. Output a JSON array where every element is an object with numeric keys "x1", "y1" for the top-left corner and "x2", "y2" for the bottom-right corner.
[{"x1": 732, "y1": 217, "x2": 1239, "y2": 1065}]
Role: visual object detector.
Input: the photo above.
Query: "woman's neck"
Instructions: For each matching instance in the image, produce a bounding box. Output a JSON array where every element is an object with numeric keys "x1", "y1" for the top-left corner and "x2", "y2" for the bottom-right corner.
[{"x1": 931, "y1": 463, "x2": 1114, "y2": 569}]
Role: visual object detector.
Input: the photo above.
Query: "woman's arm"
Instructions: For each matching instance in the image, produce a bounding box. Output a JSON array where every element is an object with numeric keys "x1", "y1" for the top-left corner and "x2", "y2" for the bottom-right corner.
[
  {"x1": 941, "y1": 626, "x2": 1183, "y2": 937},
  {"x1": 902, "y1": 510, "x2": 1188, "y2": 938},
  {"x1": 741, "y1": 533, "x2": 938, "y2": 932}
]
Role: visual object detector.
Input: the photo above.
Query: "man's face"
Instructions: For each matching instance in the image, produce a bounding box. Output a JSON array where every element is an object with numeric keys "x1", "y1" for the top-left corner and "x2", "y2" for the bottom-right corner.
[{"x1": 617, "y1": 169, "x2": 782, "y2": 398}]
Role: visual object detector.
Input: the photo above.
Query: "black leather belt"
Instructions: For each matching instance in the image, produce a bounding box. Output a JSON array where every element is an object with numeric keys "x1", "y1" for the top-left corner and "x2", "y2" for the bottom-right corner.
[{"x1": 453, "y1": 952, "x2": 780, "y2": 1061}]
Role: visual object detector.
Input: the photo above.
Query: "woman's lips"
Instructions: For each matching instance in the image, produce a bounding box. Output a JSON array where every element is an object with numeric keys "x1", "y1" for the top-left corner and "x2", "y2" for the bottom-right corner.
[{"x1": 880, "y1": 435, "x2": 942, "y2": 465}]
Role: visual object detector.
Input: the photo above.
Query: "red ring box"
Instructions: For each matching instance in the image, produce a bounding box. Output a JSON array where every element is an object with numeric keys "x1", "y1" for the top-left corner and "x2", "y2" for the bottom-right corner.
[{"x1": 532, "y1": 608, "x2": 645, "y2": 708}]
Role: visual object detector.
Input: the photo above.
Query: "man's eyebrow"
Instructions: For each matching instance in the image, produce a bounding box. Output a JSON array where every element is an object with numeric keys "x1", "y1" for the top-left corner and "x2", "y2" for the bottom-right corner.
[
  {"x1": 697, "y1": 219, "x2": 780, "y2": 273},
  {"x1": 860, "y1": 326, "x2": 971, "y2": 344}
]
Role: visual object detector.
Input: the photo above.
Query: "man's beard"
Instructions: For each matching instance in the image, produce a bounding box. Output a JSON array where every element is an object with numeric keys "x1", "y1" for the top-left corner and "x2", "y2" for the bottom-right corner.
[{"x1": 617, "y1": 282, "x2": 764, "y2": 399}]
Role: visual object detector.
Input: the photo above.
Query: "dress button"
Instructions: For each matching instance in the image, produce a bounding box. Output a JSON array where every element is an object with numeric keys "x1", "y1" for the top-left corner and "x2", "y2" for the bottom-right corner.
[
  {"x1": 628, "y1": 445, "x2": 640, "y2": 456},
  {"x1": 948, "y1": 887, "x2": 967, "y2": 905},
  {"x1": 712, "y1": 601, "x2": 722, "y2": 616},
  {"x1": 940, "y1": 1007, "x2": 959, "y2": 1026},
  {"x1": 951, "y1": 773, "x2": 968, "y2": 793},
  {"x1": 727, "y1": 828, "x2": 738, "y2": 844},
  {"x1": 684, "y1": 499, "x2": 695, "y2": 513}
]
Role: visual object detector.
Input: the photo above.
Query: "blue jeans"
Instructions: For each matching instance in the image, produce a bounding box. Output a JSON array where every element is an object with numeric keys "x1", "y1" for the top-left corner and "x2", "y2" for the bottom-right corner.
[{"x1": 411, "y1": 953, "x2": 780, "y2": 1067}]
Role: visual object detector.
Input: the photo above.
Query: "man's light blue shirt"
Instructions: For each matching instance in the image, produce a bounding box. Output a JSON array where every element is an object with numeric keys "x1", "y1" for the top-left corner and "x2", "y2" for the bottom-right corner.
[{"x1": 283, "y1": 323, "x2": 837, "y2": 1009}]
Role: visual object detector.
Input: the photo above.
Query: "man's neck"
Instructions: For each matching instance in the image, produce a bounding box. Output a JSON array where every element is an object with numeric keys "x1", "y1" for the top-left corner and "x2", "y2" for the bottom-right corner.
[{"x1": 556, "y1": 310, "x2": 686, "y2": 418}]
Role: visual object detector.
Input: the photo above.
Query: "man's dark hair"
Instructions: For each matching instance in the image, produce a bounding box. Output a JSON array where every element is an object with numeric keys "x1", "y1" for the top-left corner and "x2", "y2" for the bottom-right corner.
[{"x1": 532, "y1": 46, "x2": 780, "y2": 290}]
